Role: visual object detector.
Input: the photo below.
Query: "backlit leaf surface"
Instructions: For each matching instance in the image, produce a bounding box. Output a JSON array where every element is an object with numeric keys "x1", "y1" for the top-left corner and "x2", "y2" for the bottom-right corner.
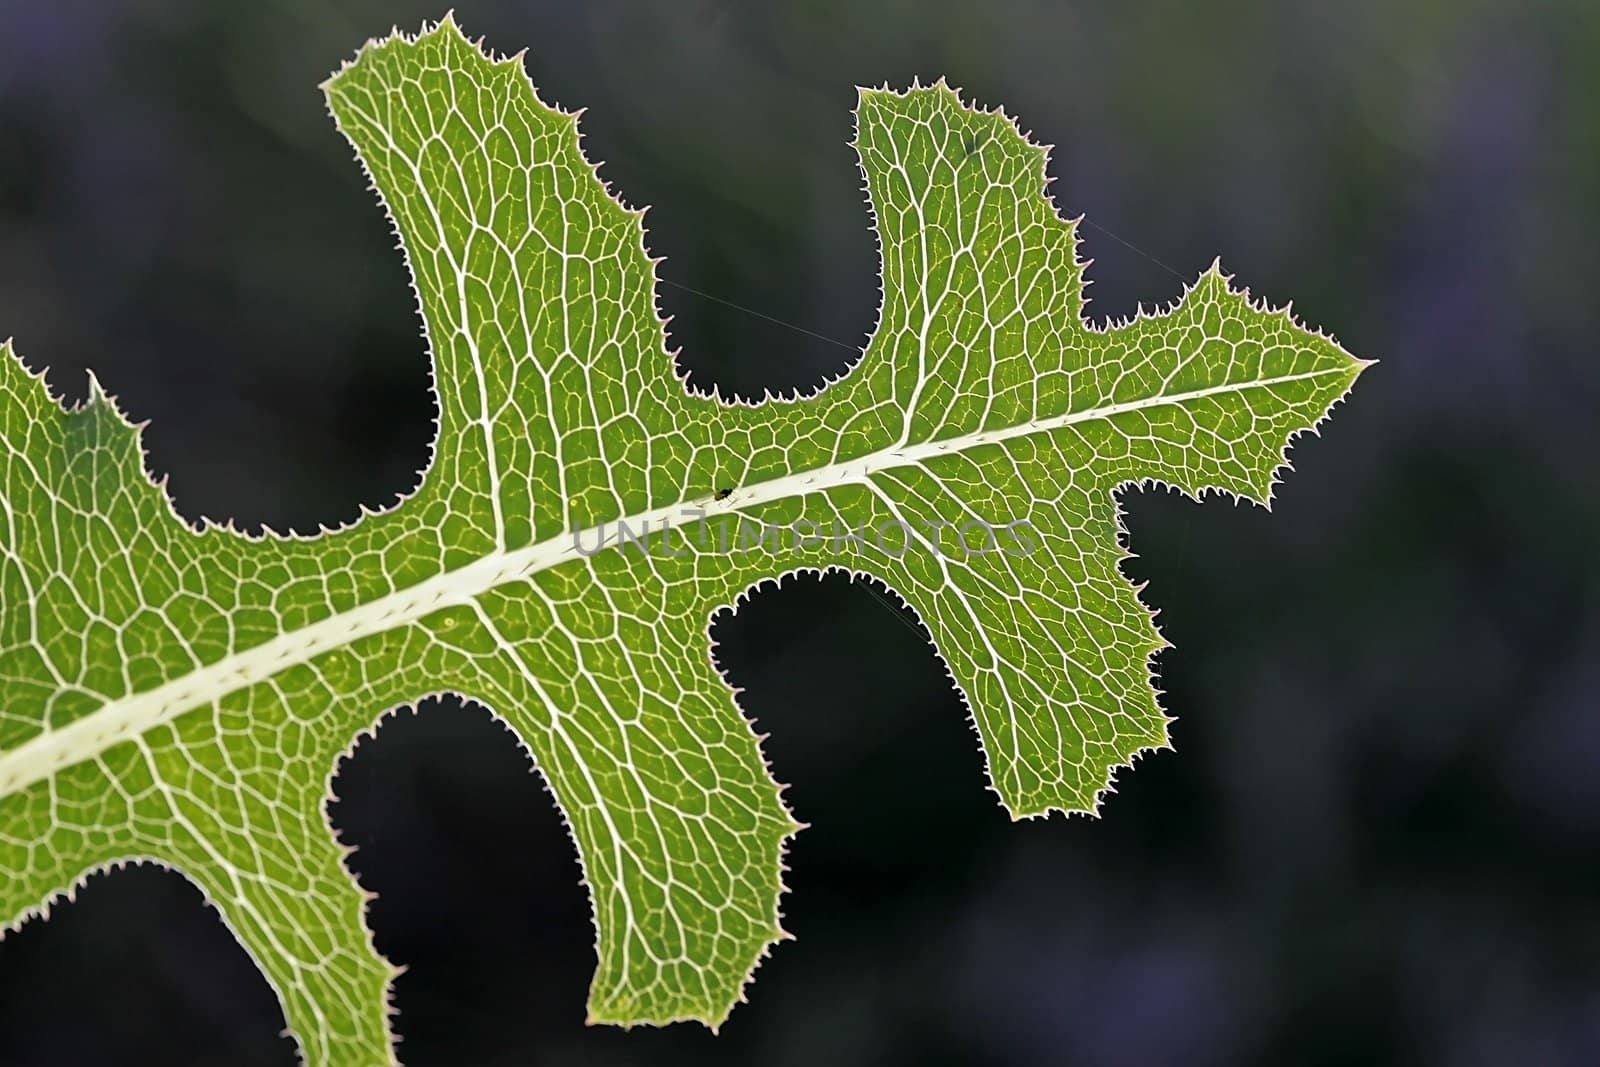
[{"x1": 0, "y1": 15, "x2": 1366, "y2": 1065}]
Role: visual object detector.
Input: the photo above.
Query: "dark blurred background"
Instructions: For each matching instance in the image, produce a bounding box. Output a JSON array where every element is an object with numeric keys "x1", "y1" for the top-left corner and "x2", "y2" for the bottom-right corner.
[{"x1": 1, "y1": 1, "x2": 1598, "y2": 1064}]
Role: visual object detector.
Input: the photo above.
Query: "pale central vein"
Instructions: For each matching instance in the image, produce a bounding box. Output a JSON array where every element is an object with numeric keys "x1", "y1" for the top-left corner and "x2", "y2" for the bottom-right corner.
[{"x1": 0, "y1": 366, "x2": 1344, "y2": 793}]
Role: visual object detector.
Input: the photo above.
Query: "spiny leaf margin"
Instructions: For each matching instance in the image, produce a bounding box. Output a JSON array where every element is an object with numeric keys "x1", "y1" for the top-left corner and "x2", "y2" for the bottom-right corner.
[{"x1": 0, "y1": 12, "x2": 1367, "y2": 1066}]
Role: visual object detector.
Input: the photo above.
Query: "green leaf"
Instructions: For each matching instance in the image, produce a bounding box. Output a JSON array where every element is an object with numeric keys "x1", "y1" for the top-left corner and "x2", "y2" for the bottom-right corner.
[{"x1": 0, "y1": 14, "x2": 1367, "y2": 1066}]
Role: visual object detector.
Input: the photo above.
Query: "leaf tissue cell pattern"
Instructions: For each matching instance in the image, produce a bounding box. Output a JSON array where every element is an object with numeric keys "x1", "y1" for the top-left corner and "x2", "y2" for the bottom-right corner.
[{"x1": 0, "y1": 14, "x2": 1367, "y2": 1067}]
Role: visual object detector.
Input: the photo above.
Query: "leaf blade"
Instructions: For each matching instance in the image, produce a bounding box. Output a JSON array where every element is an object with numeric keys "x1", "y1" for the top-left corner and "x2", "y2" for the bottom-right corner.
[{"x1": 0, "y1": 15, "x2": 1367, "y2": 1064}]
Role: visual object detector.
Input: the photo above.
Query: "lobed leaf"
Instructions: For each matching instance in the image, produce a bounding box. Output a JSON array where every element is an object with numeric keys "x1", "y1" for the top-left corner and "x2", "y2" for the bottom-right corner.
[{"x1": 0, "y1": 14, "x2": 1367, "y2": 1065}]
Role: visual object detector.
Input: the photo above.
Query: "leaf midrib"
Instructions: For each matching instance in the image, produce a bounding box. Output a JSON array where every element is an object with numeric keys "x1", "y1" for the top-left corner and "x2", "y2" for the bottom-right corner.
[{"x1": 0, "y1": 365, "x2": 1344, "y2": 793}]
